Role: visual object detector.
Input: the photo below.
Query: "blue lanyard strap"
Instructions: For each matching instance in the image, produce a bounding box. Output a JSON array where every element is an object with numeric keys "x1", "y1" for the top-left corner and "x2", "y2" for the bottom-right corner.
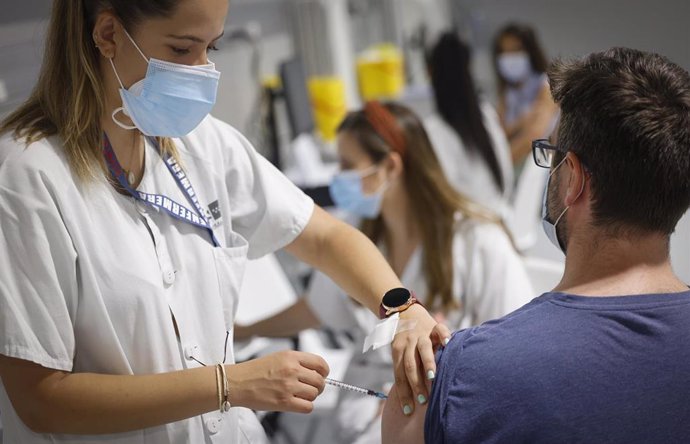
[{"x1": 103, "y1": 133, "x2": 221, "y2": 247}]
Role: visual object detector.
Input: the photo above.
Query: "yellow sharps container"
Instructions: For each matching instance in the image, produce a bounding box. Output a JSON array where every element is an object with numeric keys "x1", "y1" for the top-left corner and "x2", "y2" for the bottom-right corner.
[
  {"x1": 307, "y1": 76, "x2": 347, "y2": 142},
  {"x1": 356, "y1": 43, "x2": 405, "y2": 101}
]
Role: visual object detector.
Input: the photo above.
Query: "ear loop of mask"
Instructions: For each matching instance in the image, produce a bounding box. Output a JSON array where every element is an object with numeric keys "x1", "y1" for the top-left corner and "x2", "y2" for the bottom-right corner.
[
  {"x1": 360, "y1": 163, "x2": 391, "y2": 197},
  {"x1": 551, "y1": 156, "x2": 586, "y2": 227},
  {"x1": 109, "y1": 28, "x2": 149, "y2": 131}
]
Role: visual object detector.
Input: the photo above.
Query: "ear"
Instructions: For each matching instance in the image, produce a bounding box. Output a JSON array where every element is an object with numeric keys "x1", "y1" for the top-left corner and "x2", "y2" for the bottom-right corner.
[
  {"x1": 384, "y1": 151, "x2": 404, "y2": 179},
  {"x1": 93, "y1": 10, "x2": 122, "y2": 59},
  {"x1": 563, "y1": 152, "x2": 587, "y2": 206}
]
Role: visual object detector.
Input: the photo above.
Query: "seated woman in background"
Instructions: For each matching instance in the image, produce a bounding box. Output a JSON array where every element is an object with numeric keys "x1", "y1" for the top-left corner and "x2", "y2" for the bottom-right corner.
[
  {"x1": 493, "y1": 22, "x2": 559, "y2": 172},
  {"x1": 425, "y1": 31, "x2": 513, "y2": 217},
  {"x1": 235, "y1": 101, "x2": 533, "y2": 443}
]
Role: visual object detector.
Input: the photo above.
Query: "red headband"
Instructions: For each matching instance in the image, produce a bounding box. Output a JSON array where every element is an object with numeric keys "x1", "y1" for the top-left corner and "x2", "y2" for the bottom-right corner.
[{"x1": 364, "y1": 101, "x2": 406, "y2": 157}]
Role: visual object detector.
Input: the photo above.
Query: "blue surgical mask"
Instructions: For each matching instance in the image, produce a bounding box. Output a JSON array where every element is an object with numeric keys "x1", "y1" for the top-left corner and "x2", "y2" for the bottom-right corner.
[
  {"x1": 329, "y1": 166, "x2": 388, "y2": 219},
  {"x1": 109, "y1": 29, "x2": 220, "y2": 137},
  {"x1": 541, "y1": 157, "x2": 585, "y2": 253},
  {"x1": 498, "y1": 51, "x2": 531, "y2": 84}
]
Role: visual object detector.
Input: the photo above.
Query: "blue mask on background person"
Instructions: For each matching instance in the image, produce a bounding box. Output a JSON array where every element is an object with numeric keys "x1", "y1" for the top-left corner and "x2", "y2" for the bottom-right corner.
[
  {"x1": 109, "y1": 29, "x2": 220, "y2": 137},
  {"x1": 329, "y1": 166, "x2": 388, "y2": 219},
  {"x1": 541, "y1": 156, "x2": 585, "y2": 253},
  {"x1": 498, "y1": 51, "x2": 531, "y2": 84}
]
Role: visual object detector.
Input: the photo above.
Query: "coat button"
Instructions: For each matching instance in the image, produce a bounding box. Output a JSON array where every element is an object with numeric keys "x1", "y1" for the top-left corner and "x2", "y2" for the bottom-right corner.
[
  {"x1": 206, "y1": 417, "x2": 220, "y2": 434},
  {"x1": 184, "y1": 345, "x2": 199, "y2": 361},
  {"x1": 162, "y1": 269, "x2": 176, "y2": 285}
]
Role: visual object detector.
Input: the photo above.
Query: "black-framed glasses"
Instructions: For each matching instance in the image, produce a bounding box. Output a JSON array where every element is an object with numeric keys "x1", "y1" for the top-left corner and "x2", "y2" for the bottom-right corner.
[{"x1": 532, "y1": 139, "x2": 568, "y2": 168}]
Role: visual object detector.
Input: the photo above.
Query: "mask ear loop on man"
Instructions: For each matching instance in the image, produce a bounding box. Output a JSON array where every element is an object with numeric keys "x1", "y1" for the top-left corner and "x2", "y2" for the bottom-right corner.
[{"x1": 552, "y1": 156, "x2": 587, "y2": 227}]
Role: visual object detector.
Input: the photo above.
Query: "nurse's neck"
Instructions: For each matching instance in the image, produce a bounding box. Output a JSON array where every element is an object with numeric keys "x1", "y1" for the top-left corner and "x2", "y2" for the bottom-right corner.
[
  {"x1": 100, "y1": 60, "x2": 146, "y2": 188},
  {"x1": 381, "y1": 181, "x2": 420, "y2": 261}
]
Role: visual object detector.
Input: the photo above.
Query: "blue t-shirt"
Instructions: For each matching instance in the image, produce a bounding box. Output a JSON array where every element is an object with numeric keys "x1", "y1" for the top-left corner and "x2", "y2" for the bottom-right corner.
[{"x1": 425, "y1": 291, "x2": 690, "y2": 443}]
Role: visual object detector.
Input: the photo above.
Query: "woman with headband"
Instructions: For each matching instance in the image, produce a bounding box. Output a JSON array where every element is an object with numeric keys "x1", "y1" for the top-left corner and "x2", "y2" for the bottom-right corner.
[{"x1": 236, "y1": 101, "x2": 534, "y2": 443}]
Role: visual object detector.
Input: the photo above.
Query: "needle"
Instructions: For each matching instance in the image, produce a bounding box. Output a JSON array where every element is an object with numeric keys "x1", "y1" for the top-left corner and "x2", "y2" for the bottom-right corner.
[{"x1": 325, "y1": 378, "x2": 388, "y2": 399}]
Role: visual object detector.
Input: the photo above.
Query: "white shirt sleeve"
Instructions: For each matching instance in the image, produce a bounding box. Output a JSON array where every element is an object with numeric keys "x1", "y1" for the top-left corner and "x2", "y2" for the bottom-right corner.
[
  {"x1": 0, "y1": 139, "x2": 77, "y2": 371},
  {"x1": 191, "y1": 118, "x2": 315, "y2": 259},
  {"x1": 461, "y1": 222, "x2": 535, "y2": 324},
  {"x1": 305, "y1": 271, "x2": 362, "y2": 333}
]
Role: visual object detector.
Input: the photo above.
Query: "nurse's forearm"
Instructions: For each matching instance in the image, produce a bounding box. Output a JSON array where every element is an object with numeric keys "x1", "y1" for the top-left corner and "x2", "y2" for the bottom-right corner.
[
  {"x1": 286, "y1": 207, "x2": 401, "y2": 314},
  {"x1": 1, "y1": 349, "x2": 328, "y2": 435},
  {"x1": 0, "y1": 355, "x2": 218, "y2": 434}
]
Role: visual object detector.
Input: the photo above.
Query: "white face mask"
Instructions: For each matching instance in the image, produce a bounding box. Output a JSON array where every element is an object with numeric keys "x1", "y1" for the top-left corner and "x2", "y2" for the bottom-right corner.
[
  {"x1": 498, "y1": 51, "x2": 531, "y2": 84},
  {"x1": 541, "y1": 157, "x2": 586, "y2": 253}
]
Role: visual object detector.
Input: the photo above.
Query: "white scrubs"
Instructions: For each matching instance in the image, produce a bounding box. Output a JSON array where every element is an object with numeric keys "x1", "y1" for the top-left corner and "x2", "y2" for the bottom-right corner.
[
  {"x1": 307, "y1": 215, "x2": 534, "y2": 443},
  {"x1": 0, "y1": 116, "x2": 314, "y2": 443},
  {"x1": 424, "y1": 100, "x2": 514, "y2": 218}
]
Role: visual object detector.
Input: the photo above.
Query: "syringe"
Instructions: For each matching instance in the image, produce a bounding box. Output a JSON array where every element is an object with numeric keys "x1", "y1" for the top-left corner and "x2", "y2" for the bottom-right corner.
[{"x1": 325, "y1": 378, "x2": 388, "y2": 399}]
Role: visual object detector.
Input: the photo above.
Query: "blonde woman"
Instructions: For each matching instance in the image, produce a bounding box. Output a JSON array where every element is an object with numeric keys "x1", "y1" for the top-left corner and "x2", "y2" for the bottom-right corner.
[
  {"x1": 236, "y1": 101, "x2": 534, "y2": 443},
  {"x1": 0, "y1": 1, "x2": 449, "y2": 442}
]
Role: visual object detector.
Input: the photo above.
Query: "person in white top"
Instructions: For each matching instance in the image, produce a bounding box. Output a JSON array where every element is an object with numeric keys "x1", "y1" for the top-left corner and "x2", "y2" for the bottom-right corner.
[
  {"x1": 0, "y1": 1, "x2": 450, "y2": 443},
  {"x1": 236, "y1": 101, "x2": 534, "y2": 443},
  {"x1": 492, "y1": 23, "x2": 559, "y2": 171},
  {"x1": 424, "y1": 32, "x2": 514, "y2": 217}
]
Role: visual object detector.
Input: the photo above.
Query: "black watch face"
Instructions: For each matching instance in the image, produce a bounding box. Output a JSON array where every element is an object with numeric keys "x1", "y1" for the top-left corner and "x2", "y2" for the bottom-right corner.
[{"x1": 383, "y1": 288, "x2": 411, "y2": 308}]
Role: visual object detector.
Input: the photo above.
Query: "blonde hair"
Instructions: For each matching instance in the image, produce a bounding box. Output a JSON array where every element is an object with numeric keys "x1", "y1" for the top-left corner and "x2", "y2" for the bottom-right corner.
[
  {"x1": 339, "y1": 102, "x2": 503, "y2": 311},
  {"x1": 0, "y1": 0, "x2": 179, "y2": 181}
]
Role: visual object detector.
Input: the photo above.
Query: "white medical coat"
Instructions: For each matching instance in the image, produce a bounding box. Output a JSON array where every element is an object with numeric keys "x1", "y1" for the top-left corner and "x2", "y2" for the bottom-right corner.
[
  {"x1": 306, "y1": 216, "x2": 534, "y2": 443},
  {"x1": 423, "y1": 101, "x2": 514, "y2": 217},
  {"x1": 0, "y1": 116, "x2": 314, "y2": 443},
  {"x1": 308, "y1": 215, "x2": 533, "y2": 337}
]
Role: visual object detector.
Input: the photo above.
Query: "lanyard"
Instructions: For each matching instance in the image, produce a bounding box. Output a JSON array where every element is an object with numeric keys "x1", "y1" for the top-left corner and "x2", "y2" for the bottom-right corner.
[{"x1": 103, "y1": 133, "x2": 221, "y2": 247}]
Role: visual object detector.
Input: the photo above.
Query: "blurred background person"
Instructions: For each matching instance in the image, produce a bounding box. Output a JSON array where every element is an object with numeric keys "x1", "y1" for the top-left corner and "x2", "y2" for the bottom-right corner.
[
  {"x1": 493, "y1": 22, "x2": 559, "y2": 175},
  {"x1": 236, "y1": 100, "x2": 533, "y2": 443},
  {"x1": 425, "y1": 31, "x2": 513, "y2": 218}
]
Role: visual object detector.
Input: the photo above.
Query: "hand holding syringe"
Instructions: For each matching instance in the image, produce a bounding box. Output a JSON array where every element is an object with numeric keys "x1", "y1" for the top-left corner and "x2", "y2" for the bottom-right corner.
[{"x1": 325, "y1": 378, "x2": 388, "y2": 399}]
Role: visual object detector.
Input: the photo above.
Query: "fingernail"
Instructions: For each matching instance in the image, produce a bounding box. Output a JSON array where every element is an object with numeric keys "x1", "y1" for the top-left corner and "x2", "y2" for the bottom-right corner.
[
  {"x1": 427, "y1": 370, "x2": 435, "y2": 380},
  {"x1": 403, "y1": 404, "x2": 412, "y2": 416},
  {"x1": 443, "y1": 337, "x2": 450, "y2": 346},
  {"x1": 417, "y1": 394, "x2": 427, "y2": 405}
]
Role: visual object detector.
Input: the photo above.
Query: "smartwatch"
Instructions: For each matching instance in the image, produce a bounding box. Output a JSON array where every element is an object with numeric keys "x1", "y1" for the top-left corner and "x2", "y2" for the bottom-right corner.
[{"x1": 378, "y1": 287, "x2": 420, "y2": 319}]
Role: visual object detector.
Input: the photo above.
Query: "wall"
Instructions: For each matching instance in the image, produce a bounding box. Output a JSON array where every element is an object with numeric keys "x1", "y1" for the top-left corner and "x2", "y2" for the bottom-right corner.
[{"x1": 452, "y1": 0, "x2": 690, "y2": 99}]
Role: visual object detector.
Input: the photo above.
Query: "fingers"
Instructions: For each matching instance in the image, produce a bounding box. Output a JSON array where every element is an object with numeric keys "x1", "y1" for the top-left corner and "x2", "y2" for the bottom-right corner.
[
  {"x1": 293, "y1": 381, "x2": 320, "y2": 402},
  {"x1": 288, "y1": 396, "x2": 315, "y2": 414},
  {"x1": 404, "y1": 337, "x2": 428, "y2": 406},
  {"x1": 298, "y1": 352, "x2": 330, "y2": 378},
  {"x1": 298, "y1": 368, "x2": 326, "y2": 394},
  {"x1": 430, "y1": 323, "x2": 452, "y2": 349},
  {"x1": 416, "y1": 335, "x2": 436, "y2": 389},
  {"x1": 392, "y1": 337, "x2": 415, "y2": 416}
]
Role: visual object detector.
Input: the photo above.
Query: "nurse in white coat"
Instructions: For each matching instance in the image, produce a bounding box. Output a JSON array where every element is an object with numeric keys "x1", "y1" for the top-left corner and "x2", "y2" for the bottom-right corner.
[
  {"x1": 0, "y1": 1, "x2": 450, "y2": 442},
  {"x1": 235, "y1": 101, "x2": 534, "y2": 442},
  {"x1": 424, "y1": 32, "x2": 514, "y2": 218}
]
